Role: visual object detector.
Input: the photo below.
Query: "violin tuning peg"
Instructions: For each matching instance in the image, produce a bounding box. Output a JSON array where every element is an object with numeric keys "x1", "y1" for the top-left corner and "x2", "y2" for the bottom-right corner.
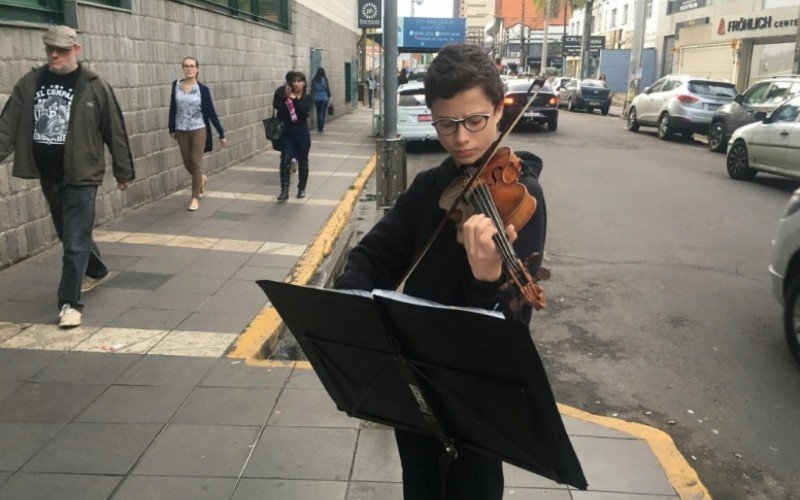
[{"x1": 537, "y1": 267, "x2": 551, "y2": 281}]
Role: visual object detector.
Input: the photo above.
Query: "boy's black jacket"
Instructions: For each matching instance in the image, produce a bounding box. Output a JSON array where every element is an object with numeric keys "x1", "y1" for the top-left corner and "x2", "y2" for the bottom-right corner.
[{"x1": 336, "y1": 151, "x2": 546, "y2": 325}]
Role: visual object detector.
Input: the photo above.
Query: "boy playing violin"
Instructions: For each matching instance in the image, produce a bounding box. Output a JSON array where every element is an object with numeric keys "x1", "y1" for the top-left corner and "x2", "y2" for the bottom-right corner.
[{"x1": 335, "y1": 43, "x2": 547, "y2": 499}]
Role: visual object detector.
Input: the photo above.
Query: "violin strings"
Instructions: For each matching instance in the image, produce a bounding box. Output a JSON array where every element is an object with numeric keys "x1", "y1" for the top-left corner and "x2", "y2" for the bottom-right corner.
[{"x1": 468, "y1": 184, "x2": 525, "y2": 284}]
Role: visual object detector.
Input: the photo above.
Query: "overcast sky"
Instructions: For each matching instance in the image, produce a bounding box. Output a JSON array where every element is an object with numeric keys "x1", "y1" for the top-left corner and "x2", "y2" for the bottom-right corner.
[{"x1": 396, "y1": 0, "x2": 455, "y2": 18}]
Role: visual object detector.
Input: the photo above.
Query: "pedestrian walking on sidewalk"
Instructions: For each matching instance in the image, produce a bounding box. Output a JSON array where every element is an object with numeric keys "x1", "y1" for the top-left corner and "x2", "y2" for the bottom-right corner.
[
  {"x1": 168, "y1": 56, "x2": 226, "y2": 211},
  {"x1": 0, "y1": 26, "x2": 135, "y2": 328},
  {"x1": 276, "y1": 71, "x2": 313, "y2": 201},
  {"x1": 311, "y1": 67, "x2": 332, "y2": 133},
  {"x1": 335, "y1": 44, "x2": 547, "y2": 500},
  {"x1": 366, "y1": 74, "x2": 377, "y2": 108}
]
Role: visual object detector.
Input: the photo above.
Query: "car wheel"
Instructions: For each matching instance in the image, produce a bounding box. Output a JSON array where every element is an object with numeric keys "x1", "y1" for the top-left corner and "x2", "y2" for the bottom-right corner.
[
  {"x1": 627, "y1": 107, "x2": 640, "y2": 132},
  {"x1": 726, "y1": 140, "x2": 757, "y2": 181},
  {"x1": 783, "y1": 275, "x2": 800, "y2": 365},
  {"x1": 547, "y1": 119, "x2": 558, "y2": 132},
  {"x1": 601, "y1": 107, "x2": 609, "y2": 116},
  {"x1": 567, "y1": 98, "x2": 575, "y2": 112},
  {"x1": 657, "y1": 112, "x2": 672, "y2": 140},
  {"x1": 708, "y1": 121, "x2": 728, "y2": 153}
]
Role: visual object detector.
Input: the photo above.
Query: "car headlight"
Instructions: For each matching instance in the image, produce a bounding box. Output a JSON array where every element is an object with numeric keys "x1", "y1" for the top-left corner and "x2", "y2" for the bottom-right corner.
[{"x1": 784, "y1": 190, "x2": 800, "y2": 218}]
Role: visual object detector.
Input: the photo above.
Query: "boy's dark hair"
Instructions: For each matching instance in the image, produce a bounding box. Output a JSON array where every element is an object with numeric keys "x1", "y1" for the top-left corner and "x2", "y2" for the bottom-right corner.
[{"x1": 424, "y1": 44, "x2": 503, "y2": 109}]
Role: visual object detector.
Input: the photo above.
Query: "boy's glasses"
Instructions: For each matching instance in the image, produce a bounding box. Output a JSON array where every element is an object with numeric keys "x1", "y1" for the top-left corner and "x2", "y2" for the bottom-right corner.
[{"x1": 431, "y1": 113, "x2": 491, "y2": 136}]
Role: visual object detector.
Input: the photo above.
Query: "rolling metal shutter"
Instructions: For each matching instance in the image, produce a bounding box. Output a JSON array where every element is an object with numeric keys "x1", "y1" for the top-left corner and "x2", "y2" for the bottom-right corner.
[{"x1": 678, "y1": 44, "x2": 736, "y2": 82}]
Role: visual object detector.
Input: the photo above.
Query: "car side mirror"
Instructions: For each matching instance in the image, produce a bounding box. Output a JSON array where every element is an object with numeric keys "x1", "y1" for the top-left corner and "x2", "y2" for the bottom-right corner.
[
  {"x1": 643, "y1": 87, "x2": 651, "y2": 94},
  {"x1": 734, "y1": 94, "x2": 744, "y2": 104},
  {"x1": 754, "y1": 111, "x2": 768, "y2": 122}
]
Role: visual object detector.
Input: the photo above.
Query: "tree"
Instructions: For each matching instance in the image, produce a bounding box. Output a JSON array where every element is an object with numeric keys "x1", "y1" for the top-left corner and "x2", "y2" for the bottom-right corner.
[{"x1": 530, "y1": 0, "x2": 588, "y2": 76}]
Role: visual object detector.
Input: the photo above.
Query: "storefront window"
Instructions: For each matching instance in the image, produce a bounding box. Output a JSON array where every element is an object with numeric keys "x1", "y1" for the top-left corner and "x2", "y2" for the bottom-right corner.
[{"x1": 749, "y1": 42, "x2": 795, "y2": 86}]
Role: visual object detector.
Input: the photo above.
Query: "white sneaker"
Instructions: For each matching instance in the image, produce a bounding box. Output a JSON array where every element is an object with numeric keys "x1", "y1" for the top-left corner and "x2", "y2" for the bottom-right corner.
[
  {"x1": 81, "y1": 273, "x2": 110, "y2": 293},
  {"x1": 58, "y1": 304, "x2": 82, "y2": 328}
]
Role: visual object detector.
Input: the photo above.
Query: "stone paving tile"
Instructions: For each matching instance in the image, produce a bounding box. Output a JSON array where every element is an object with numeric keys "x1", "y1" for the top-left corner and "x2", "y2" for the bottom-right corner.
[
  {"x1": 503, "y1": 463, "x2": 569, "y2": 489},
  {"x1": 13, "y1": 283, "x2": 59, "y2": 303},
  {"x1": 563, "y1": 416, "x2": 636, "y2": 440},
  {"x1": 0, "y1": 381, "x2": 21, "y2": 402},
  {"x1": 243, "y1": 426, "x2": 357, "y2": 480},
  {"x1": 232, "y1": 265, "x2": 288, "y2": 282},
  {"x1": 0, "y1": 281, "x2": 35, "y2": 302},
  {"x1": 201, "y1": 359, "x2": 292, "y2": 388},
  {"x1": 108, "y1": 307, "x2": 192, "y2": 331},
  {"x1": 117, "y1": 354, "x2": 217, "y2": 387},
  {"x1": 286, "y1": 367, "x2": 325, "y2": 389},
  {"x1": 0, "y1": 472, "x2": 121, "y2": 500},
  {"x1": 78, "y1": 301, "x2": 132, "y2": 328},
  {"x1": 0, "y1": 472, "x2": 8, "y2": 485},
  {"x1": 0, "y1": 382, "x2": 107, "y2": 422},
  {"x1": 351, "y1": 428, "x2": 402, "y2": 482},
  {"x1": 346, "y1": 481, "x2": 404, "y2": 500},
  {"x1": 136, "y1": 290, "x2": 210, "y2": 311},
  {"x1": 133, "y1": 424, "x2": 259, "y2": 477},
  {"x1": 268, "y1": 389, "x2": 359, "y2": 428},
  {"x1": 148, "y1": 331, "x2": 237, "y2": 357},
  {"x1": 0, "y1": 349, "x2": 62, "y2": 381},
  {"x1": 104, "y1": 271, "x2": 174, "y2": 290},
  {"x1": 233, "y1": 479, "x2": 348, "y2": 499},
  {"x1": 125, "y1": 255, "x2": 195, "y2": 275},
  {"x1": 0, "y1": 323, "x2": 29, "y2": 343},
  {"x1": 102, "y1": 254, "x2": 142, "y2": 271},
  {"x1": 82, "y1": 287, "x2": 150, "y2": 308},
  {"x1": 22, "y1": 422, "x2": 161, "y2": 475},
  {"x1": 158, "y1": 274, "x2": 227, "y2": 295},
  {"x1": 172, "y1": 387, "x2": 279, "y2": 425},
  {"x1": 0, "y1": 323, "x2": 99, "y2": 351},
  {"x1": 114, "y1": 476, "x2": 237, "y2": 500},
  {"x1": 570, "y1": 492, "x2": 679, "y2": 499},
  {"x1": 501, "y1": 487, "x2": 573, "y2": 499},
  {"x1": 31, "y1": 351, "x2": 141, "y2": 385},
  {"x1": 0, "y1": 422, "x2": 64, "y2": 471},
  {"x1": 176, "y1": 310, "x2": 251, "y2": 334},
  {"x1": 245, "y1": 253, "x2": 299, "y2": 269},
  {"x1": 76, "y1": 385, "x2": 193, "y2": 424},
  {"x1": 0, "y1": 299, "x2": 59, "y2": 324},
  {"x1": 202, "y1": 279, "x2": 267, "y2": 315},
  {"x1": 72, "y1": 327, "x2": 169, "y2": 354},
  {"x1": 570, "y1": 436, "x2": 675, "y2": 495}
]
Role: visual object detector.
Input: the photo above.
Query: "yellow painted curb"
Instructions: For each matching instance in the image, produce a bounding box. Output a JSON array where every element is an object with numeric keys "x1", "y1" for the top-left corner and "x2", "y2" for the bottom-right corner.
[
  {"x1": 228, "y1": 154, "x2": 377, "y2": 360},
  {"x1": 558, "y1": 403, "x2": 711, "y2": 499}
]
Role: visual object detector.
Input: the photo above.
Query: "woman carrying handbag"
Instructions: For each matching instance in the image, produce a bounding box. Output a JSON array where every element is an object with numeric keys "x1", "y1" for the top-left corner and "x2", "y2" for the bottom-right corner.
[{"x1": 276, "y1": 71, "x2": 314, "y2": 201}]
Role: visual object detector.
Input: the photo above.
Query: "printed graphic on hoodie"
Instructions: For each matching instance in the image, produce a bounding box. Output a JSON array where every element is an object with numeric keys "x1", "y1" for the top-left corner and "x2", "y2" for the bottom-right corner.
[{"x1": 33, "y1": 83, "x2": 74, "y2": 145}]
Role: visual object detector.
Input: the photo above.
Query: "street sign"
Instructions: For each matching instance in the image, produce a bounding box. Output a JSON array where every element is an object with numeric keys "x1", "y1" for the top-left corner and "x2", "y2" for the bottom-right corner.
[
  {"x1": 528, "y1": 56, "x2": 564, "y2": 70},
  {"x1": 358, "y1": 0, "x2": 381, "y2": 29},
  {"x1": 397, "y1": 17, "x2": 466, "y2": 51},
  {"x1": 563, "y1": 36, "x2": 605, "y2": 57}
]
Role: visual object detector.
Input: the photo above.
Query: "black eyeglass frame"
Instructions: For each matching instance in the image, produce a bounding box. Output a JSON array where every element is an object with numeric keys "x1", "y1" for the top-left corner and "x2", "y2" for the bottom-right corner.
[{"x1": 431, "y1": 113, "x2": 492, "y2": 136}]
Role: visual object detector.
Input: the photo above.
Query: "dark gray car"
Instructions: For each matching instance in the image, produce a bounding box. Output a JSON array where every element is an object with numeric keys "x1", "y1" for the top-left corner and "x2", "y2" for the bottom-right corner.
[
  {"x1": 558, "y1": 79, "x2": 612, "y2": 115},
  {"x1": 708, "y1": 76, "x2": 800, "y2": 152}
]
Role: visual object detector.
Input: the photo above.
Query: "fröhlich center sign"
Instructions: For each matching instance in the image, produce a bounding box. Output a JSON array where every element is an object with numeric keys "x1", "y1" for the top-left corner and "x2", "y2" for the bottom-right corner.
[{"x1": 397, "y1": 17, "x2": 466, "y2": 52}]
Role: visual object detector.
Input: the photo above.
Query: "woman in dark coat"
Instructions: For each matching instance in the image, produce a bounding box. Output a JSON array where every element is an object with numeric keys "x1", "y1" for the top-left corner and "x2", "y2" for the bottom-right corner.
[
  {"x1": 276, "y1": 71, "x2": 314, "y2": 201},
  {"x1": 311, "y1": 67, "x2": 332, "y2": 132}
]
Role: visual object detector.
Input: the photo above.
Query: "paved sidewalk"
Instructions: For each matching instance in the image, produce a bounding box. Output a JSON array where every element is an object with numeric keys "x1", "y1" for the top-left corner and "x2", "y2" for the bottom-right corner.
[{"x1": 0, "y1": 107, "x2": 703, "y2": 499}]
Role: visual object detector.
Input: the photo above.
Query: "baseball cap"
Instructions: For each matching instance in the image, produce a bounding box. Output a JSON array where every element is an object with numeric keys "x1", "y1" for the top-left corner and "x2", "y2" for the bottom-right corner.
[{"x1": 42, "y1": 25, "x2": 78, "y2": 49}]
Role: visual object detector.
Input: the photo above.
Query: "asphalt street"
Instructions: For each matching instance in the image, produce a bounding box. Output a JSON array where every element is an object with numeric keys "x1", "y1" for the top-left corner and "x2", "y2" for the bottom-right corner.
[{"x1": 403, "y1": 111, "x2": 800, "y2": 499}]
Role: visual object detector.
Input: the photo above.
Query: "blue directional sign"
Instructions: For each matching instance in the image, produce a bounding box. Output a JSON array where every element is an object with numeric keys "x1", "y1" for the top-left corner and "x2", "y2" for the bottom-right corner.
[{"x1": 398, "y1": 17, "x2": 466, "y2": 51}]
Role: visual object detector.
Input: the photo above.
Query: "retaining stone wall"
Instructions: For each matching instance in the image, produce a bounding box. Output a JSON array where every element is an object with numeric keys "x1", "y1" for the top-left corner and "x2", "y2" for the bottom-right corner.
[{"x1": 0, "y1": 0, "x2": 358, "y2": 269}]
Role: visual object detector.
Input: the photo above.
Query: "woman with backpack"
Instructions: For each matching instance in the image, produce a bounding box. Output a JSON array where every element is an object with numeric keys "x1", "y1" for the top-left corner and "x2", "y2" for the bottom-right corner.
[{"x1": 311, "y1": 68, "x2": 332, "y2": 133}]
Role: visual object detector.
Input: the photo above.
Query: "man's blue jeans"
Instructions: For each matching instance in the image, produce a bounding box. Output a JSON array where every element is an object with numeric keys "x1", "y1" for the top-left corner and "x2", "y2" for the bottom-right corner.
[{"x1": 40, "y1": 178, "x2": 108, "y2": 311}]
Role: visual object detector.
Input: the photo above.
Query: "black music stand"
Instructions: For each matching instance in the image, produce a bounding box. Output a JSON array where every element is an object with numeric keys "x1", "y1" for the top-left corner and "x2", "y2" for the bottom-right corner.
[{"x1": 257, "y1": 280, "x2": 587, "y2": 490}]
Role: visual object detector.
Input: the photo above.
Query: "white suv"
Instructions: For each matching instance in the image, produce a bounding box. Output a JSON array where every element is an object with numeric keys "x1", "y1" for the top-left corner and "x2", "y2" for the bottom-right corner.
[
  {"x1": 769, "y1": 189, "x2": 800, "y2": 365},
  {"x1": 396, "y1": 81, "x2": 437, "y2": 142}
]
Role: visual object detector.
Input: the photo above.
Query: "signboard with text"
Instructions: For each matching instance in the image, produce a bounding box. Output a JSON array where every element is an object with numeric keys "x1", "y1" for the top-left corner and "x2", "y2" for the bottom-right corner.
[
  {"x1": 563, "y1": 36, "x2": 606, "y2": 57},
  {"x1": 358, "y1": 0, "x2": 381, "y2": 29},
  {"x1": 397, "y1": 17, "x2": 466, "y2": 51},
  {"x1": 710, "y1": 6, "x2": 799, "y2": 42},
  {"x1": 666, "y1": 0, "x2": 707, "y2": 15}
]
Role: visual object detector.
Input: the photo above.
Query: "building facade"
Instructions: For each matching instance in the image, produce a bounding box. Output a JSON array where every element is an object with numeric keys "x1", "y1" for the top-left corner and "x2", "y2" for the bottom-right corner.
[
  {"x1": 0, "y1": 0, "x2": 360, "y2": 268},
  {"x1": 460, "y1": 0, "x2": 495, "y2": 47},
  {"x1": 656, "y1": 0, "x2": 800, "y2": 89}
]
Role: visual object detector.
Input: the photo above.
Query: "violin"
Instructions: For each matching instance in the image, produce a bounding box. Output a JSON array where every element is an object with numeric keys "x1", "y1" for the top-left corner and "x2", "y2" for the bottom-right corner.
[{"x1": 397, "y1": 83, "x2": 549, "y2": 311}]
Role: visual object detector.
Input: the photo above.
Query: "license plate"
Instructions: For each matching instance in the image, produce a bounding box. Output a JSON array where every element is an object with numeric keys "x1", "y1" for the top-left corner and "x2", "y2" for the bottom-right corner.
[
  {"x1": 418, "y1": 114, "x2": 431, "y2": 121},
  {"x1": 588, "y1": 100, "x2": 601, "y2": 106},
  {"x1": 524, "y1": 111, "x2": 544, "y2": 118},
  {"x1": 705, "y1": 104, "x2": 719, "y2": 111}
]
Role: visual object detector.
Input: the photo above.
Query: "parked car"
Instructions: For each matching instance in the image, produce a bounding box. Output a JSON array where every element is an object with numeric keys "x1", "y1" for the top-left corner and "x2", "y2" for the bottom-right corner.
[
  {"x1": 396, "y1": 81, "x2": 436, "y2": 142},
  {"x1": 708, "y1": 76, "x2": 800, "y2": 152},
  {"x1": 769, "y1": 187, "x2": 800, "y2": 365},
  {"x1": 500, "y1": 79, "x2": 559, "y2": 132},
  {"x1": 558, "y1": 79, "x2": 612, "y2": 114},
  {"x1": 548, "y1": 76, "x2": 572, "y2": 92},
  {"x1": 725, "y1": 95, "x2": 800, "y2": 181},
  {"x1": 627, "y1": 75, "x2": 737, "y2": 139}
]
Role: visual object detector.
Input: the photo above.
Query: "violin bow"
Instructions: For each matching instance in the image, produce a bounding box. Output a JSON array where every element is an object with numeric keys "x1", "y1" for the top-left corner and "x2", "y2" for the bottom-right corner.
[{"x1": 394, "y1": 81, "x2": 544, "y2": 291}]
